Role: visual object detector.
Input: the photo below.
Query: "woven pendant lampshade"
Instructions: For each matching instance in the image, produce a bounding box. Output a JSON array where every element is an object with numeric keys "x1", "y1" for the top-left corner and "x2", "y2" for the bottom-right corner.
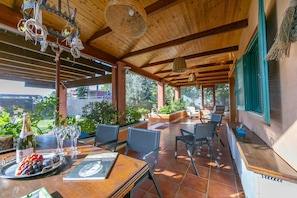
[
  {"x1": 188, "y1": 72, "x2": 196, "y2": 82},
  {"x1": 104, "y1": 0, "x2": 147, "y2": 38},
  {"x1": 172, "y1": 57, "x2": 187, "y2": 73}
]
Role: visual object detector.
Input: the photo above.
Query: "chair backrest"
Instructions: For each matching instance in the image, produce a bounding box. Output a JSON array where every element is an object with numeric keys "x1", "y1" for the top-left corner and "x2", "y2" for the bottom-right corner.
[
  {"x1": 212, "y1": 105, "x2": 225, "y2": 115},
  {"x1": 210, "y1": 113, "x2": 223, "y2": 126},
  {"x1": 194, "y1": 122, "x2": 217, "y2": 140},
  {"x1": 94, "y1": 124, "x2": 119, "y2": 146},
  {"x1": 126, "y1": 127, "x2": 160, "y2": 154}
]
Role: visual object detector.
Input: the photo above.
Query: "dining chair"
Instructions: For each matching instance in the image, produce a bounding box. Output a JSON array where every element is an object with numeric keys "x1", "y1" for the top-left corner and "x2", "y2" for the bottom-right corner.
[
  {"x1": 93, "y1": 124, "x2": 119, "y2": 150},
  {"x1": 114, "y1": 127, "x2": 163, "y2": 198},
  {"x1": 202, "y1": 113, "x2": 225, "y2": 156},
  {"x1": 175, "y1": 122, "x2": 220, "y2": 176}
]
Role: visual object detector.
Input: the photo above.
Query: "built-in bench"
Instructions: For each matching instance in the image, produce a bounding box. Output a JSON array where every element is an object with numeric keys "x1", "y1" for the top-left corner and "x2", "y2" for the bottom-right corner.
[{"x1": 226, "y1": 122, "x2": 297, "y2": 198}]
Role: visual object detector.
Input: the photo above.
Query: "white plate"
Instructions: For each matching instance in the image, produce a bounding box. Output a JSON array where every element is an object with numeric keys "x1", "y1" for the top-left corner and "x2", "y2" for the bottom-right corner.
[{"x1": 0, "y1": 153, "x2": 64, "y2": 179}]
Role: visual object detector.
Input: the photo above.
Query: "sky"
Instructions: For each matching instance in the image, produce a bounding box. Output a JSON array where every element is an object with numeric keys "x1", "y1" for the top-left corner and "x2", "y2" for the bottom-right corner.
[{"x1": 0, "y1": 79, "x2": 54, "y2": 96}]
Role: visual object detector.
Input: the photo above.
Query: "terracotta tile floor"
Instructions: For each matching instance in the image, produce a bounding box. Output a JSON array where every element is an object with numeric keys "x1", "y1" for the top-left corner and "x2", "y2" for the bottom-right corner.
[{"x1": 120, "y1": 117, "x2": 245, "y2": 198}]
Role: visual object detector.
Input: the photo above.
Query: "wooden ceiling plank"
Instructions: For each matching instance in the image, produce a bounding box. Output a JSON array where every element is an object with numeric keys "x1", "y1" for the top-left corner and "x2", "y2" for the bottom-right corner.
[
  {"x1": 86, "y1": 0, "x2": 181, "y2": 44},
  {"x1": 123, "y1": 19, "x2": 247, "y2": 58}
]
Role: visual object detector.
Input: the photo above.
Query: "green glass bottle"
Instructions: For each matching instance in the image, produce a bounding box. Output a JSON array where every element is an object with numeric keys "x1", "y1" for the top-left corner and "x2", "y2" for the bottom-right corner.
[{"x1": 16, "y1": 113, "x2": 36, "y2": 163}]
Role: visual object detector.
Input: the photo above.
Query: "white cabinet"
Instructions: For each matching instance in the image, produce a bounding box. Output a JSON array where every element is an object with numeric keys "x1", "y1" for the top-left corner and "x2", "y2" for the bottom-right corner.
[{"x1": 226, "y1": 123, "x2": 297, "y2": 198}]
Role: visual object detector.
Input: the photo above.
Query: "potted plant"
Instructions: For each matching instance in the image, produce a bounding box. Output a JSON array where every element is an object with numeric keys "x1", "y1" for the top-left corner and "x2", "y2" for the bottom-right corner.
[
  {"x1": 137, "y1": 108, "x2": 150, "y2": 120},
  {"x1": 0, "y1": 95, "x2": 60, "y2": 150}
]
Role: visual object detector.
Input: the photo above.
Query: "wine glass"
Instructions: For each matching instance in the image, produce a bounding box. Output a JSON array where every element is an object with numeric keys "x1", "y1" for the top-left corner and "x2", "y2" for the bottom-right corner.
[
  {"x1": 52, "y1": 126, "x2": 61, "y2": 153},
  {"x1": 72, "y1": 125, "x2": 81, "y2": 154},
  {"x1": 66, "y1": 125, "x2": 75, "y2": 151},
  {"x1": 57, "y1": 126, "x2": 68, "y2": 156}
]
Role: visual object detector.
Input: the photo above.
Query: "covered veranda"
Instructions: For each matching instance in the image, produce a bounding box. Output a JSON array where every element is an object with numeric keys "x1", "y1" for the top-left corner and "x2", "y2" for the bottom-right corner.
[{"x1": 1, "y1": 0, "x2": 297, "y2": 198}]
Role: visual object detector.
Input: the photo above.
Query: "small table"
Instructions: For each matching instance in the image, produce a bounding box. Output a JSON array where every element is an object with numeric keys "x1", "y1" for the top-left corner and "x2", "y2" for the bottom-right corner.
[{"x1": 0, "y1": 134, "x2": 149, "y2": 198}]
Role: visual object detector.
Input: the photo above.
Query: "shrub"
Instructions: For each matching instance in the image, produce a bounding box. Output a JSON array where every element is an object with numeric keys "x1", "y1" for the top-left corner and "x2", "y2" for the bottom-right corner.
[
  {"x1": 126, "y1": 106, "x2": 141, "y2": 124},
  {"x1": 159, "y1": 99, "x2": 186, "y2": 114},
  {"x1": 82, "y1": 100, "x2": 119, "y2": 125}
]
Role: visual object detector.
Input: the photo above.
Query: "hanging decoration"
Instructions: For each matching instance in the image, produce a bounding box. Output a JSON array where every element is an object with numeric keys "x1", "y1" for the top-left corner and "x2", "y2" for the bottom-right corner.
[
  {"x1": 172, "y1": 57, "x2": 187, "y2": 73},
  {"x1": 17, "y1": 0, "x2": 84, "y2": 60},
  {"x1": 188, "y1": 71, "x2": 196, "y2": 82},
  {"x1": 104, "y1": 0, "x2": 147, "y2": 38},
  {"x1": 265, "y1": 0, "x2": 297, "y2": 60}
]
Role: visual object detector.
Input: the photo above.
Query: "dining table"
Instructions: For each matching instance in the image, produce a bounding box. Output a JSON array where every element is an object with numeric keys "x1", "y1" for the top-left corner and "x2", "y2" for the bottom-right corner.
[{"x1": 0, "y1": 134, "x2": 149, "y2": 198}]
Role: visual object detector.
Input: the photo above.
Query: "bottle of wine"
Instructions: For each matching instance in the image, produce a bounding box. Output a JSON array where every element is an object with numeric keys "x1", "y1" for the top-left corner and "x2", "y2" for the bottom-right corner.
[{"x1": 16, "y1": 113, "x2": 36, "y2": 163}]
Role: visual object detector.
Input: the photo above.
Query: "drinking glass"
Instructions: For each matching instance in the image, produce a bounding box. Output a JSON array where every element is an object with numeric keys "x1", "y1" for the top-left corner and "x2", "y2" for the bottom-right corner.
[
  {"x1": 66, "y1": 125, "x2": 75, "y2": 151},
  {"x1": 57, "y1": 126, "x2": 68, "y2": 156},
  {"x1": 72, "y1": 125, "x2": 81, "y2": 154},
  {"x1": 52, "y1": 126, "x2": 61, "y2": 153}
]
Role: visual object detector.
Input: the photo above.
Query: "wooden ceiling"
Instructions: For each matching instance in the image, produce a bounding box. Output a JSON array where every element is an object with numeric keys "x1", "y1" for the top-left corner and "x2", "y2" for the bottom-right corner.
[{"x1": 0, "y1": 0, "x2": 252, "y2": 88}]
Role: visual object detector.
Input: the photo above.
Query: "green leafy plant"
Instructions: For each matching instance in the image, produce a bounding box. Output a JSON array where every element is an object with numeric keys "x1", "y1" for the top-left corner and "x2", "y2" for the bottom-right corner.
[
  {"x1": 159, "y1": 105, "x2": 171, "y2": 114},
  {"x1": 76, "y1": 118, "x2": 97, "y2": 134},
  {"x1": 0, "y1": 95, "x2": 61, "y2": 138},
  {"x1": 137, "y1": 108, "x2": 150, "y2": 115},
  {"x1": 159, "y1": 99, "x2": 186, "y2": 114},
  {"x1": 82, "y1": 100, "x2": 119, "y2": 125},
  {"x1": 126, "y1": 106, "x2": 141, "y2": 124}
]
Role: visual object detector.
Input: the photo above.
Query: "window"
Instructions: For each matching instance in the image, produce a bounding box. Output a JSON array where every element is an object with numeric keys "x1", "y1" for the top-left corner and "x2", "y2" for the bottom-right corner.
[
  {"x1": 235, "y1": 33, "x2": 270, "y2": 121},
  {"x1": 236, "y1": 34, "x2": 262, "y2": 113}
]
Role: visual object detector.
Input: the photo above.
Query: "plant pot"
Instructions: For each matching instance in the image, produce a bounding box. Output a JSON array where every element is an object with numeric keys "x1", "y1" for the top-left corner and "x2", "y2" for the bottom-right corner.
[
  {"x1": 141, "y1": 114, "x2": 148, "y2": 120},
  {"x1": 0, "y1": 135, "x2": 14, "y2": 150}
]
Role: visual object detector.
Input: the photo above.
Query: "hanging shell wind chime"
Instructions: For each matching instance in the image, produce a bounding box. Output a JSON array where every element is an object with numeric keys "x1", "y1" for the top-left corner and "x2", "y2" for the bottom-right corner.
[{"x1": 17, "y1": 0, "x2": 84, "y2": 59}]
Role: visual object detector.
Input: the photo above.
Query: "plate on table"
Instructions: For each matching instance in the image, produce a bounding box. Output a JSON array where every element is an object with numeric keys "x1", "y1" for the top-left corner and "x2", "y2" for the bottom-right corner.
[{"x1": 0, "y1": 153, "x2": 64, "y2": 179}]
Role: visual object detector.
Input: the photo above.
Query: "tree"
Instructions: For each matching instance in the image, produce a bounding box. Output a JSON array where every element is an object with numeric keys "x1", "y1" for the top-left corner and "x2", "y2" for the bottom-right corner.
[{"x1": 126, "y1": 72, "x2": 157, "y2": 110}]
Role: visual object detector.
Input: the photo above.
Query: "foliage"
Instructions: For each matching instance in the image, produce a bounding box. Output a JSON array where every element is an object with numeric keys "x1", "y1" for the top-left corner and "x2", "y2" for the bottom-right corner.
[
  {"x1": 126, "y1": 106, "x2": 141, "y2": 124},
  {"x1": 0, "y1": 94, "x2": 60, "y2": 138},
  {"x1": 76, "y1": 118, "x2": 97, "y2": 133},
  {"x1": 159, "y1": 105, "x2": 171, "y2": 114},
  {"x1": 82, "y1": 100, "x2": 119, "y2": 125},
  {"x1": 126, "y1": 72, "x2": 157, "y2": 110},
  {"x1": 75, "y1": 86, "x2": 88, "y2": 99},
  {"x1": 181, "y1": 86, "x2": 202, "y2": 109},
  {"x1": 137, "y1": 108, "x2": 150, "y2": 115},
  {"x1": 0, "y1": 109, "x2": 22, "y2": 138},
  {"x1": 159, "y1": 99, "x2": 186, "y2": 114}
]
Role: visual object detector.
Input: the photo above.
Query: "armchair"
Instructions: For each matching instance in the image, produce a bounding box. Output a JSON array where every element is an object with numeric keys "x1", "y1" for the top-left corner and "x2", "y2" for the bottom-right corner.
[
  {"x1": 200, "y1": 113, "x2": 225, "y2": 156},
  {"x1": 114, "y1": 127, "x2": 163, "y2": 198},
  {"x1": 175, "y1": 122, "x2": 220, "y2": 176},
  {"x1": 186, "y1": 106, "x2": 200, "y2": 119},
  {"x1": 94, "y1": 124, "x2": 119, "y2": 150}
]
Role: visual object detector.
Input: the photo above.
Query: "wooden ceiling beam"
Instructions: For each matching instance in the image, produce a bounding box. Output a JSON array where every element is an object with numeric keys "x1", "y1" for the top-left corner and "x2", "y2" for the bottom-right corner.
[
  {"x1": 163, "y1": 71, "x2": 229, "y2": 80},
  {"x1": 0, "y1": 51, "x2": 90, "y2": 78},
  {"x1": 86, "y1": 0, "x2": 181, "y2": 44},
  {"x1": 144, "y1": 46, "x2": 237, "y2": 68},
  {"x1": 123, "y1": 19, "x2": 247, "y2": 58},
  {"x1": 0, "y1": 32, "x2": 110, "y2": 75},
  {"x1": 123, "y1": 61, "x2": 162, "y2": 82},
  {"x1": 62, "y1": 75, "x2": 112, "y2": 88}
]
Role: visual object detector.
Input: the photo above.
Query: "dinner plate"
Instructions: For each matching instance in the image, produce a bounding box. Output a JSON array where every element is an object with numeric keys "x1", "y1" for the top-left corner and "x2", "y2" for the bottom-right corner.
[{"x1": 0, "y1": 153, "x2": 64, "y2": 179}]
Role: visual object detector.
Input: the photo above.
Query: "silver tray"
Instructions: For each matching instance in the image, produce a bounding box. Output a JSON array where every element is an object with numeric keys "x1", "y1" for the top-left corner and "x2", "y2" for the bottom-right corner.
[{"x1": 0, "y1": 153, "x2": 64, "y2": 179}]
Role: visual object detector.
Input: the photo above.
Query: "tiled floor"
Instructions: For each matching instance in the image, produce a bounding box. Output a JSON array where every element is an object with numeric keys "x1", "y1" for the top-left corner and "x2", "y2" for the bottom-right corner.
[{"x1": 120, "y1": 116, "x2": 245, "y2": 198}]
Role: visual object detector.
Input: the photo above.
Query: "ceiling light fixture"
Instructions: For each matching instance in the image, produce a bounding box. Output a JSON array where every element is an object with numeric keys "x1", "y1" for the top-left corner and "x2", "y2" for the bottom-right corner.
[
  {"x1": 172, "y1": 57, "x2": 187, "y2": 73},
  {"x1": 105, "y1": 0, "x2": 147, "y2": 38},
  {"x1": 188, "y1": 70, "x2": 196, "y2": 82}
]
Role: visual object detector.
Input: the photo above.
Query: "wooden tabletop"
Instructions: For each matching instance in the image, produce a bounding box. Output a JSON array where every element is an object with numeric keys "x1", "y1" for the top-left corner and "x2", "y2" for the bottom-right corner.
[
  {"x1": 227, "y1": 122, "x2": 297, "y2": 183},
  {"x1": 0, "y1": 134, "x2": 148, "y2": 198}
]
